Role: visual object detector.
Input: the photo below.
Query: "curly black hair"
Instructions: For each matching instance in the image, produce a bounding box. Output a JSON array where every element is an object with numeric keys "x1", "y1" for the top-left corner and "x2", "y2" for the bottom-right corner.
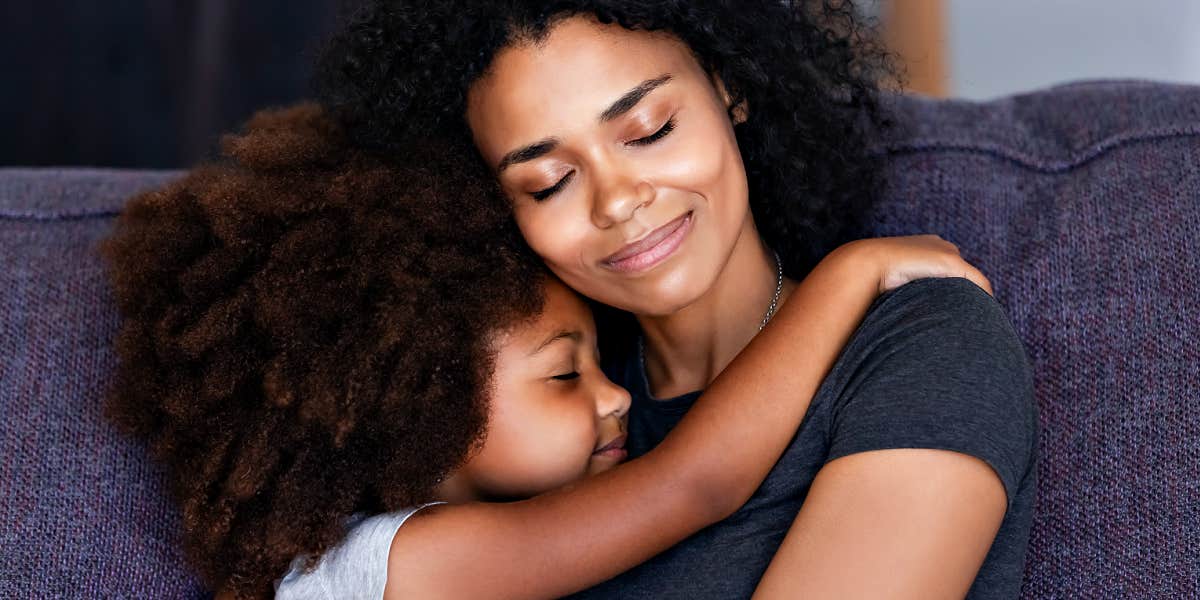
[
  {"x1": 99, "y1": 102, "x2": 545, "y2": 598},
  {"x1": 315, "y1": 0, "x2": 895, "y2": 278}
]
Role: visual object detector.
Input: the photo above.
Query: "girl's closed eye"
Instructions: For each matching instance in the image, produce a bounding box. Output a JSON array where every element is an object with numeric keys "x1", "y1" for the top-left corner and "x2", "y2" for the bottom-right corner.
[{"x1": 552, "y1": 371, "x2": 581, "y2": 381}]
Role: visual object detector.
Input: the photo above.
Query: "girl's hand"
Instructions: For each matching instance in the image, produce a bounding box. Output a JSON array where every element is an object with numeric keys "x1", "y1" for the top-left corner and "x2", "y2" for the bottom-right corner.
[{"x1": 837, "y1": 234, "x2": 994, "y2": 297}]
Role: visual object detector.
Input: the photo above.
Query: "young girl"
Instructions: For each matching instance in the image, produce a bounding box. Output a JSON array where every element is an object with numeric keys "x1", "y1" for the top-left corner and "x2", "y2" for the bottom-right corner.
[{"x1": 102, "y1": 104, "x2": 991, "y2": 599}]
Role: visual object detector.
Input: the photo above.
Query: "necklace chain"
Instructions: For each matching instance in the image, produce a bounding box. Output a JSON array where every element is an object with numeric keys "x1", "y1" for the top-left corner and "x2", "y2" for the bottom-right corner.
[
  {"x1": 637, "y1": 250, "x2": 784, "y2": 378},
  {"x1": 759, "y1": 250, "x2": 784, "y2": 331}
]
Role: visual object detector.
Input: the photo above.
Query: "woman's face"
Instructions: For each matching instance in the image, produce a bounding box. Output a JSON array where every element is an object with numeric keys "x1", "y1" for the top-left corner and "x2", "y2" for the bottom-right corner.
[
  {"x1": 466, "y1": 16, "x2": 751, "y2": 315},
  {"x1": 455, "y1": 277, "x2": 631, "y2": 500}
]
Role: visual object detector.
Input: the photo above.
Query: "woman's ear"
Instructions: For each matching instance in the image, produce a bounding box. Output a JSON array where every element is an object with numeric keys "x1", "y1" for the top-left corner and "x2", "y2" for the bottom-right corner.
[{"x1": 711, "y1": 73, "x2": 749, "y2": 125}]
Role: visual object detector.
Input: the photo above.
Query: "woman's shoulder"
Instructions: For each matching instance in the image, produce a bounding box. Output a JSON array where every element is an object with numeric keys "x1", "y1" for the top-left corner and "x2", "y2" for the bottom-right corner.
[
  {"x1": 833, "y1": 276, "x2": 1029, "y2": 381},
  {"x1": 821, "y1": 276, "x2": 1038, "y2": 510},
  {"x1": 833, "y1": 275, "x2": 1034, "y2": 408},
  {"x1": 868, "y1": 276, "x2": 1008, "y2": 328},
  {"x1": 845, "y1": 276, "x2": 1028, "y2": 370}
]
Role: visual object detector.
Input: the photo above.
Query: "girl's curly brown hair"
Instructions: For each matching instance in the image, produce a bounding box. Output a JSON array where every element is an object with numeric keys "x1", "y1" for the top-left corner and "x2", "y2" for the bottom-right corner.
[{"x1": 99, "y1": 102, "x2": 546, "y2": 598}]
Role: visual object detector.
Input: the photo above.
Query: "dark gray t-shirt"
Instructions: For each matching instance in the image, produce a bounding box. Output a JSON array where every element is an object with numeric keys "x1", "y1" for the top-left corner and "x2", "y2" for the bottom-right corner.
[{"x1": 570, "y1": 277, "x2": 1039, "y2": 599}]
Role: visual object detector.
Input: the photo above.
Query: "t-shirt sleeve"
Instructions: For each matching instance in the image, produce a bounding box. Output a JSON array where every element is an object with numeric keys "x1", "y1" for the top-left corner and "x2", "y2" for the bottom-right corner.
[
  {"x1": 824, "y1": 277, "x2": 1037, "y2": 511},
  {"x1": 274, "y1": 503, "x2": 444, "y2": 599}
]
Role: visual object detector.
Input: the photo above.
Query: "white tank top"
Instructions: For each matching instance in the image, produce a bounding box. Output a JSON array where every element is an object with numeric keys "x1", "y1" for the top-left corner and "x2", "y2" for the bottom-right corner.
[{"x1": 274, "y1": 502, "x2": 445, "y2": 599}]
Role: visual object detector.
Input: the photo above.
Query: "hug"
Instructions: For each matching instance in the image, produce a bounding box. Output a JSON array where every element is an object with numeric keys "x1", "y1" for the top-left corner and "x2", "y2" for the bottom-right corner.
[{"x1": 100, "y1": 1, "x2": 1038, "y2": 598}]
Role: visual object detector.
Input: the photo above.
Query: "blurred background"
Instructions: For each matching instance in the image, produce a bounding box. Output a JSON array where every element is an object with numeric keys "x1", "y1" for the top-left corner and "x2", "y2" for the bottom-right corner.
[{"x1": 3, "y1": 0, "x2": 1198, "y2": 168}]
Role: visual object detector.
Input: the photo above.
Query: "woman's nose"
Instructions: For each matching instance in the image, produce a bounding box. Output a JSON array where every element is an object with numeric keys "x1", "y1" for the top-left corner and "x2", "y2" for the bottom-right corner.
[{"x1": 591, "y1": 170, "x2": 654, "y2": 229}]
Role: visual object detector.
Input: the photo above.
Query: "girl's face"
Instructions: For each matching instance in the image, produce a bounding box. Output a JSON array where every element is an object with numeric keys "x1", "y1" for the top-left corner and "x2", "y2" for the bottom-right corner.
[
  {"x1": 466, "y1": 16, "x2": 752, "y2": 316},
  {"x1": 452, "y1": 277, "x2": 631, "y2": 500}
]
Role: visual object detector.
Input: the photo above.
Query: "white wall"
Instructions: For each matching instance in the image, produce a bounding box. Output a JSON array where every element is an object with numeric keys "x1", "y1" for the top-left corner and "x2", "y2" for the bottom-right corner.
[{"x1": 946, "y1": 0, "x2": 1200, "y2": 99}]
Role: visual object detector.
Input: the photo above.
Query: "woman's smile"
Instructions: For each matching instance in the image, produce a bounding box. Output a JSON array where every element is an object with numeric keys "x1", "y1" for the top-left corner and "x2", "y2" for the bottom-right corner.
[{"x1": 602, "y1": 210, "x2": 694, "y2": 274}]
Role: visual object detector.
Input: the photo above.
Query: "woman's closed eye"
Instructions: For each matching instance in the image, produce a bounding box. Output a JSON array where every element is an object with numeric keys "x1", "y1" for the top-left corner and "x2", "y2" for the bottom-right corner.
[
  {"x1": 528, "y1": 117, "x2": 677, "y2": 202},
  {"x1": 626, "y1": 116, "x2": 676, "y2": 147},
  {"x1": 552, "y1": 371, "x2": 581, "y2": 381},
  {"x1": 532, "y1": 171, "x2": 575, "y2": 202}
]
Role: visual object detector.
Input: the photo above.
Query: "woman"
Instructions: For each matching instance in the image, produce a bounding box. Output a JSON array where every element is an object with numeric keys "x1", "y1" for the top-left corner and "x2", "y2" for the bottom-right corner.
[{"x1": 316, "y1": 1, "x2": 1038, "y2": 597}]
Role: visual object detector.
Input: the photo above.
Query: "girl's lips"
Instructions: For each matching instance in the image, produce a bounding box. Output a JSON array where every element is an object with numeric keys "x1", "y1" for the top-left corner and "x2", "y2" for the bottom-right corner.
[
  {"x1": 594, "y1": 434, "x2": 627, "y2": 455},
  {"x1": 595, "y1": 447, "x2": 628, "y2": 461},
  {"x1": 602, "y1": 212, "x2": 693, "y2": 273}
]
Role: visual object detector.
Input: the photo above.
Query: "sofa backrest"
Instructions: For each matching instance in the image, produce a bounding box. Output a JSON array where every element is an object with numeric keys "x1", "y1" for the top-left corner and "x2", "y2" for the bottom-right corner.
[
  {"x1": 1, "y1": 169, "x2": 204, "y2": 597},
  {"x1": 865, "y1": 80, "x2": 1200, "y2": 597},
  {"x1": 1, "y1": 80, "x2": 1197, "y2": 597}
]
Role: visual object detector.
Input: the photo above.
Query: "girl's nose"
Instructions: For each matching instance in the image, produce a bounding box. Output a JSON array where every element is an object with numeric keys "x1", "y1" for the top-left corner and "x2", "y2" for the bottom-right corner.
[{"x1": 595, "y1": 374, "x2": 632, "y2": 420}]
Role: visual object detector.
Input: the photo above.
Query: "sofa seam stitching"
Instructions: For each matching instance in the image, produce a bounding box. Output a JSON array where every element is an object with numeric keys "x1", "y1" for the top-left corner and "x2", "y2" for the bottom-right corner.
[{"x1": 868, "y1": 125, "x2": 1200, "y2": 173}]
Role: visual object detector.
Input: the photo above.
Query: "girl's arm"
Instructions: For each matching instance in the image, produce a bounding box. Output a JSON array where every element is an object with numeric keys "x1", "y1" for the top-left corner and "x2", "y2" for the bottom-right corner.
[{"x1": 388, "y1": 235, "x2": 992, "y2": 600}]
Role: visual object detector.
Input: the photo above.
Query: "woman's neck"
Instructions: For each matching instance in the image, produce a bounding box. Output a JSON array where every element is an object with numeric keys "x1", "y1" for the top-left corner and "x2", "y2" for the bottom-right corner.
[{"x1": 636, "y1": 218, "x2": 796, "y2": 399}]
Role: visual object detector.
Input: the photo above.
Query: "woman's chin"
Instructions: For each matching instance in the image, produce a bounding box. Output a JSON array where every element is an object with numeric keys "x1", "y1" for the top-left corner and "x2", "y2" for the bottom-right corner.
[
  {"x1": 615, "y1": 275, "x2": 714, "y2": 317},
  {"x1": 560, "y1": 252, "x2": 719, "y2": 316}
]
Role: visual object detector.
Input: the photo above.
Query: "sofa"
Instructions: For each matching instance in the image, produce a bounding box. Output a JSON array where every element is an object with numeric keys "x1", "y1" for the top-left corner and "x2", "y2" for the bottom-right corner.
[{"x1": 2, "y1": 80, "x2": 1197, "y2": 598}]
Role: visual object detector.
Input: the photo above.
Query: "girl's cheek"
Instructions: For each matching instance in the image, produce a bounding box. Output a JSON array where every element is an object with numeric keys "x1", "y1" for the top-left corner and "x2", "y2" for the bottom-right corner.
[{"x1": 563, "y1": 400, "x2": 599, "y2": 465}]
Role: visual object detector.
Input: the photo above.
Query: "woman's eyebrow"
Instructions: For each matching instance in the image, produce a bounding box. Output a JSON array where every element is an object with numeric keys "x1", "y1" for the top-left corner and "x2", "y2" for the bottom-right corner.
[
  {"x1": 598, "y1": 73, "x2": 673, "y2": 123},
  {"x1": 496, "y1": 73, "x2": 674, "y2": 172},
  {"x1": 498, "y1": 139, "x2": 560, "y2": 172}
]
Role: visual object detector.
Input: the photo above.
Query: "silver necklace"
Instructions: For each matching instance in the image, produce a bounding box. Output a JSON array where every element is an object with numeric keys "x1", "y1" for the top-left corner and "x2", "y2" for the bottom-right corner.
[
  {"x1": 637, "y1": 250, "x2": 784, "y2": 379},
  {"x1": 759, "y1": 250, "x2": 785, "y2": 331}
]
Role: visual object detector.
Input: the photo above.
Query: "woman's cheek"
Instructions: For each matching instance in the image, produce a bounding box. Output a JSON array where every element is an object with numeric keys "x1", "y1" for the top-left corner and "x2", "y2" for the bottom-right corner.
[
  {"x1": 516, "y1": 201, "x2": 574, "y2": 261},
  {"x1": 517, "y1": 203, "x2": 601, "y2": 297},
  {"x1": 660, "y1": 113, "x2": 744, "y2": 200}
]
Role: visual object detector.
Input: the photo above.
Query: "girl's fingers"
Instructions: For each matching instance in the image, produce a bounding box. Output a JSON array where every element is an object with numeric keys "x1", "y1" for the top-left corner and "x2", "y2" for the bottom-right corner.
[{"x1": 963, "y1": 265, "x2": 994, "y2": 297}]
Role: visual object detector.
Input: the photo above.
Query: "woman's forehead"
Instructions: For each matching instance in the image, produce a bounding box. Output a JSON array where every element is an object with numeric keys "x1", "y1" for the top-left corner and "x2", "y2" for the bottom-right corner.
[{"x1": 466, "y1": 17, "x2": 706, "y2": 157}]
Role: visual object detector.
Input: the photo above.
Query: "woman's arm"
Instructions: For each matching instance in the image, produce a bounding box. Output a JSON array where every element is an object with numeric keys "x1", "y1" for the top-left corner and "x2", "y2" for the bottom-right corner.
[
  {"x1": 388, "y1": 235, "x2": 992, "y2": 599},
  {"x1": 752, "y1": 449, "x2": 1006, "y2": 599},
  {"x1": 752, "y1": 278, "x2": 1019, "y2": 599}
]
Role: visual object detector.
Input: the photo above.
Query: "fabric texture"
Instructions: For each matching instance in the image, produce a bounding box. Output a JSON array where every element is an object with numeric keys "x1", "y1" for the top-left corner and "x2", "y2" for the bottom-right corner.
[
  {"x1": 867, "y1": 80, "x2": 1200, "y2": 598},
  {"x1": 570, "y1": 277, "x2": 1037, "y2": 599},
  {"x1": 275, "y1": 503, "x2": 444, "y2": 600},
  {"x1": 1, "y1": 80, "x2": 1198, "y2": 598}
]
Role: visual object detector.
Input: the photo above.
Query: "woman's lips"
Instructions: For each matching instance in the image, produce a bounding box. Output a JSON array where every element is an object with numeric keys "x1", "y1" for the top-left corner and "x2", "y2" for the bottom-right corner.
[{"x1": 602, "y1": 211, "x2": 693, "y2": 273}]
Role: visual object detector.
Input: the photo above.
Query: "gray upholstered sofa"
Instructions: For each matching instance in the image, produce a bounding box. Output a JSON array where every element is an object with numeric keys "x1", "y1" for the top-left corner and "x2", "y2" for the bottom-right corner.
[{"x1": 2, "y1": 80, "x2": 1197, "y2": 598}]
